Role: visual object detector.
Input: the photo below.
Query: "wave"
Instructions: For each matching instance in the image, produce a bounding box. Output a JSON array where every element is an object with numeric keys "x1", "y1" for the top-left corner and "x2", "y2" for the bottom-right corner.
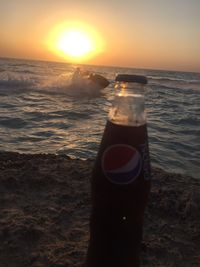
[
  {"x1": 9, "y1": 63, "x2": 37, "y2": 68},
  {"x1": 0, "y1": 78, "x2": 36, "y2": 91},
  {"x1": 148, "y1": 72, "x2": 200, "y2": 92},
  {"x1": 0, "y1": 71, "x2": 105, "y2": 98},
  {"x1": 148, "y1": 77, "x2": 200, "y2": 91},
  {"x1": 148, "y1": 83, "x2": 200, "y2": 93},
  {"x1": 0, "y1": 70, "x2": 47, "y2": 94},
  {"x1": 148, "y1": 75, "x2": 200, "y2": 83},
  {"x1": 15, "y1": 69, "x2": 36, "y2": 74}
]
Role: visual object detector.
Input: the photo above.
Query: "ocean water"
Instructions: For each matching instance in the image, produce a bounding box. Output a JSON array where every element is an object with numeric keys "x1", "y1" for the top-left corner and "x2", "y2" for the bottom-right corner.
[{"x1": 0, "y1": 57, "x2": 199, "y2": 179}]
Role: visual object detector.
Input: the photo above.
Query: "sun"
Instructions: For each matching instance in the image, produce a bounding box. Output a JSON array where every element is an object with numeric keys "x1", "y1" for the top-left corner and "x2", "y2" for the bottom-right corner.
[
  {"x1": 57, "y1": 29, "x2": 92, "y2": 58},
  {"x1": 47, "y1": 21, "x2": 104, "y2": 62}
]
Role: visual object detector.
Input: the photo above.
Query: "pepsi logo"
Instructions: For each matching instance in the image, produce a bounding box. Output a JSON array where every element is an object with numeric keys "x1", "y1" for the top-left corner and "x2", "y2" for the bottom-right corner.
[{"x1": 102, "y1": 144, "x2": 142, "y2": 185}]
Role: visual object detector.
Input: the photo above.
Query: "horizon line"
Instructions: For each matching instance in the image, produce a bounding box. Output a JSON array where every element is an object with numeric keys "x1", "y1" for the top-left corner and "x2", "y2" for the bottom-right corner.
[{"x1": 0, "y1": 56, "x2": 199, "y2": 75}]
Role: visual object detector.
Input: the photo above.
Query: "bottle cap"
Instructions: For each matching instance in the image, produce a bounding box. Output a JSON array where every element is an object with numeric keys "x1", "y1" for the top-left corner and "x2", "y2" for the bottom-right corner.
[{"x1": 115, "y1": 74, "x2": 147, "y2": 84}]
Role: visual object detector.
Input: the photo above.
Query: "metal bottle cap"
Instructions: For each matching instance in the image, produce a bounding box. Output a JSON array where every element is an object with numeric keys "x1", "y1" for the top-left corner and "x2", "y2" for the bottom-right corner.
[{"x1": 115, "y1": 74, "x2": 147, "y2": 84}]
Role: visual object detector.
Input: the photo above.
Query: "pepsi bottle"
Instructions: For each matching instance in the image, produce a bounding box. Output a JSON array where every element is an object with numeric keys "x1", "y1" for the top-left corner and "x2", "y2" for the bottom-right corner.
[{"x1": 85, "y1": 74, "x2": 151, "y2": 267}]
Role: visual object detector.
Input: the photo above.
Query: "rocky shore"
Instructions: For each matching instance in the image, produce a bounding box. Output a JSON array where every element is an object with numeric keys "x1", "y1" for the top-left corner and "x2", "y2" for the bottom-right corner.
[{"x1": 0, "y1": 152, "x2": 199, "y2": 267}]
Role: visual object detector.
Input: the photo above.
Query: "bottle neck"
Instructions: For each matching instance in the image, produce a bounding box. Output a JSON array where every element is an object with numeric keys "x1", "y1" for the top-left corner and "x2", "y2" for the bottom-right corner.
[{"x1": 108, "y1": 82, "x2": 146, "y2": 127}]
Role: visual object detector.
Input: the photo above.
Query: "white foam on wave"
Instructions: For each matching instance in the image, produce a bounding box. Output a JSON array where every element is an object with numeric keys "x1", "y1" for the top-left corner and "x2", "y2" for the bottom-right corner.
[
  {"x1": 37, "y1": 73, "x2": 103, "y2": 97},
  {"x1": 0, "y1": 71, "x2": 37, "y2": 91}
]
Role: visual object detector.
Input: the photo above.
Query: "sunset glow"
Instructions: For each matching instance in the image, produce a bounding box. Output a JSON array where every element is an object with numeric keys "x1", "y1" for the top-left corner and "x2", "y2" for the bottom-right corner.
[
  {"x1": 47, "y1": 21, "x2": 104, "y2": 62},
  {"x1": 0, "y1": 0, "x2": 199, "y2": 71},
  {"x1": 57, "y1": 30, "x2": 92, "y2": 57}
]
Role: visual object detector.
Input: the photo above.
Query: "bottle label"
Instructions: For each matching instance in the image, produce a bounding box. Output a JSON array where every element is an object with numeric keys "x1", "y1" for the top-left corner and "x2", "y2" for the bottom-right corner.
[
  {"x1": 102, "y1": 144, "x2": 142, "y2": 185},
  {"x1": 139, "y1": 142, "x2": 151, "y2": 181}
]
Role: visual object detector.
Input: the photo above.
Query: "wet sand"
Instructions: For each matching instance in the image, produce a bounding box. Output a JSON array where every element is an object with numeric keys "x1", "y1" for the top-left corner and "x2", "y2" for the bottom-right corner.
[{"x1": 0, "y1": 151, "x2": 199, "y2": 267}]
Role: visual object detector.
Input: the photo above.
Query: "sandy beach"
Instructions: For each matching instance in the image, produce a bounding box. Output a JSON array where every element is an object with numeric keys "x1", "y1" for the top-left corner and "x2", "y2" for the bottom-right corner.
[{"x1": 0, "y1": 151, "x2": 199, "y2": 267}]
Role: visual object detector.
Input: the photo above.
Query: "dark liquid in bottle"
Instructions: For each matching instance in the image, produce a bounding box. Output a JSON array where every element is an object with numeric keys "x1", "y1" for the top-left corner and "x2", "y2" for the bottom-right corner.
[{"x1": 86, "y1": 120, "x2": 151, "y2": 267}]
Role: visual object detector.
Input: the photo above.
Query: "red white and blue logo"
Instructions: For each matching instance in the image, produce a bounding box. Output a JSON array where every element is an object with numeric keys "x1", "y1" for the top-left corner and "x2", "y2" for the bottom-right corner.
[{"x1": 102, "y1": 144, "x2": 142, "y2": 185}]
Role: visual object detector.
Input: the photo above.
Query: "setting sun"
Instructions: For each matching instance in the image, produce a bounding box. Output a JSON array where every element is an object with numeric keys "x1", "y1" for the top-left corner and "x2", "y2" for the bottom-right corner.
[
  {"x1": 57, "y1": 29, "x2": 92, "y2": 58},
  {"x1": 47, "y1": 21, "x2": 104, "y2": 63}
]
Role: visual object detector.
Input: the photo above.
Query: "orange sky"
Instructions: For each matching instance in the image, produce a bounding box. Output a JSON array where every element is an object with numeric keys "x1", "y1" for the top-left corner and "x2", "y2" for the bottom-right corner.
[{"x1": 0, "y1": 0, "x2": 200, "y2": 72}]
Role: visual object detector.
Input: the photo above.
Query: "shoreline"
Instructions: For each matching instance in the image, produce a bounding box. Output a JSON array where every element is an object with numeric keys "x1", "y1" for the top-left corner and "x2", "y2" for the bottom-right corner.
[{"x1": 0, "y1": 151, "x2": 200, "y2": 267}]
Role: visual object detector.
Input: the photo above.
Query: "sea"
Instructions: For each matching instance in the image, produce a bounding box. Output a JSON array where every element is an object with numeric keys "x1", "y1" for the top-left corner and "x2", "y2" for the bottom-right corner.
[{"x1": 0, "y1": 57, "x2": 199, "y2": 179}]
